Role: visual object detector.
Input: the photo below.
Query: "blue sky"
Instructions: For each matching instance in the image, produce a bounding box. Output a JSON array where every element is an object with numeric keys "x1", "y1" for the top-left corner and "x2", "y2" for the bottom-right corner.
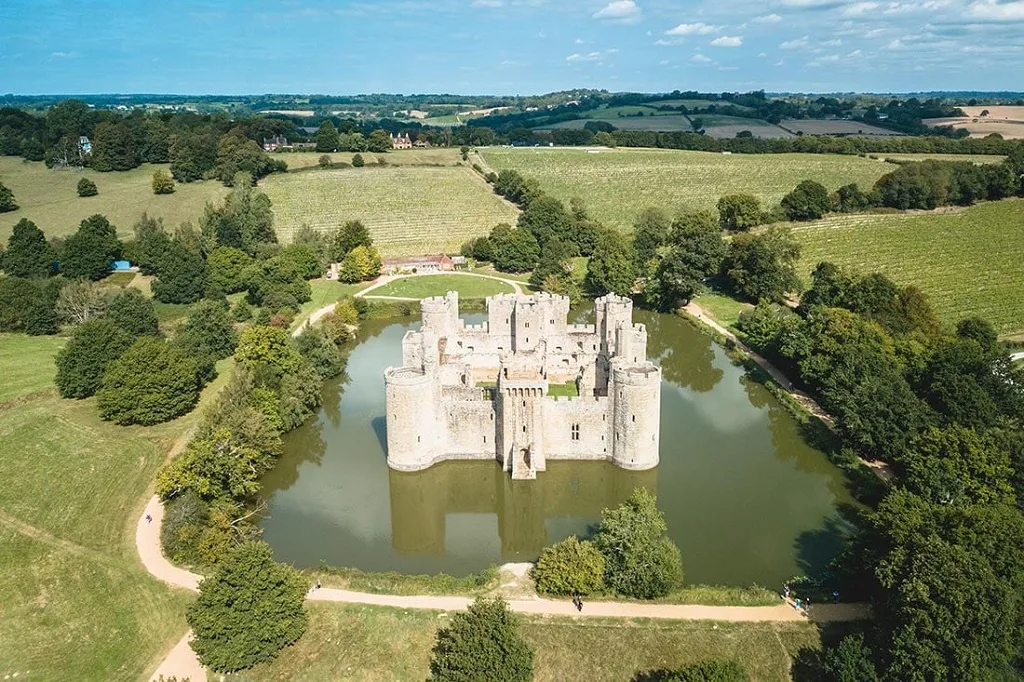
[{"x1": 1, "y1": 0, "x2": 1022, "y2": 95}]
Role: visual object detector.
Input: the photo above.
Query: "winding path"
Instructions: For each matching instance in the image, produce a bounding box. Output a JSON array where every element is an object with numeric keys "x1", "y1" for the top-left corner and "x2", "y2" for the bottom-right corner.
[{"x1": 139, "y1": 494, "x2": 869, "y2": 680}]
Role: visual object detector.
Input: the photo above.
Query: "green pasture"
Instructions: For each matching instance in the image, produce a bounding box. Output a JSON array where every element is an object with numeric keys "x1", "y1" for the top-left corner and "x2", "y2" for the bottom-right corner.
[
  {"x1": 544, "y1": 115, "x2": 695, "y2": 132},
  {"x1": 0, "y1": 334, "x2": 237, "y2": 680},
  {"x1": 0, "y1": 157, "x2": 228, "y2": 240},
  {"x1": 791, "y1": 200, "x2": 1024, "y2": 333},
  {"x1": 480, "y1": 147, "x2": 892, "y2": 230},
  {"x1": 279, "y1": 148, "x2": 461, "y2": 171},
  {"x1": 367, "y1": 274, "x2": 515, "y2": 300},
  {"x1": 232, "y1": 603, "x2": 823, "y2": 682},
  {"x1": 264, "y1": 165, "x2": 518, "y2": 256}
]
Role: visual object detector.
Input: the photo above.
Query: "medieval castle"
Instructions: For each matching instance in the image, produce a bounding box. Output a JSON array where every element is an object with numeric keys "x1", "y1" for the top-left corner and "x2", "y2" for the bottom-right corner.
[{"x1": 384, "y1": 291, "x2": 662, "y2": 480}]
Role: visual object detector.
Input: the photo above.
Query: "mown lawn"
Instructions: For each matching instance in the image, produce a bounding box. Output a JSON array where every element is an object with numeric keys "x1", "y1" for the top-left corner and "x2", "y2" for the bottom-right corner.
[
  {"x1": 263, "y1": 165, "x2": 518, "y2": 257},
  {"x1": 791, "y1": 199, "x2": 1024, "y2": 333},
  {"x1": 480, "y1": 147, "x2": 891, "y2": 231},
  {"x1": 234, "y1": 603, "x2": 822, "y2": 682},
  {"x1": 692, "y1": 292, "x2": 755, "y2": 330},
  {"x1": 0, "y1": 157, "x2": 228, "y2": 240},
  {"x1": 367, "y1": 274, "x2": 515, "y2": 300},
  {"x1": 0, "y1": 334, "x2": 232, "y2": 681}
]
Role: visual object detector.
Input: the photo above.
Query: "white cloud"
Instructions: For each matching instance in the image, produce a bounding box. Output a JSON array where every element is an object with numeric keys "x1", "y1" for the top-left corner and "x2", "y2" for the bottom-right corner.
[
  {"x1": 710, "y1": 35, "x2": 743, "y2": 46},
  {"x1": 779, "y1": 0, "x2": 844, "y2": 6},
  {"x1": 575, "y1": 37, "x2": 585, "y2": 44},
  {"x1": 593, "y1": 0, "x2": 642, "y2": 23},
  {"x1": 660, "y1": 59, "x2": 670, "y2": 64},
  {"x1": 885, "y1": 38, "x2": 907, "y2": 48},
  {"x1": 780, "y1": 35, "x2": 811, "y2": 48},
  {"x1": 690, "y1": 53, "x2": 714, "y2": 62},
  {"x1": 753, "y1": 13, "x2": 783, "y2": 23},
  {"x1": 665, "y1": 22, "x2": 720, "y2": 35},
  {"x1": 842, "y1": 2, "x2": 879, "y2": 16},
  {"x1": 966, "y1": 0, "x2": 1024, "y2": 20},
  {"x1": 822, "y1": 38, "x2": 843, "y2": 46},
  {"x1": 471, "y1": 0, "x2": 504, "y2": 6}
]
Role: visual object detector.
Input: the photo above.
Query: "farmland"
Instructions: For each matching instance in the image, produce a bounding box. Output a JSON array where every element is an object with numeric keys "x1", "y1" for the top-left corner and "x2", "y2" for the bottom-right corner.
[
  {"x1": 263, "y1": 165, "x2": 518, "y2": 256},
  {"x1": 480, "y1": 147, "x2": 892, "y2": 230},
  {"x1": 277, "y1": 148, "x2": 461, "y2": 171},
  {"x1": 924, "y1": 106, "x2": 1024, "y2": 139},
  {"x1": 778, "y1": 119, "x2": 902, "y2": 137},
  {"x1": 790, "y1": 199, "x2": 1024, "y2": 333},
  {"x1": 695, "y1": 114, "x2": 792, "y2": 139},
  {"x1": 0, "y1": 157, "x2": 228, "y2": 240},
  {"x1": 0, "y1": 333, "x2": 237, "y2": 681},
  {"x1": 232, "y1": 603, "x2": 822, "y2": 682},
  {"x1": 544, "y1": 114, "x2": 694, "y2": 132},
  {"x1": 876, "y1": 153, "x2": 1005, "y2": 164}
]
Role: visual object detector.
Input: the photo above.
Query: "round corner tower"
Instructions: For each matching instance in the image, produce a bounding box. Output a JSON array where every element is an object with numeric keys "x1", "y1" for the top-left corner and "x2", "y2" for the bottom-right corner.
[
  {"x1": 610, "y1": 361, "x2": 661, "y2": 470},
  {"x1": 384, "y1": 366, "x2": 439, "y2": 471},
  {"x1": 420, "y1": 291, "x2": 459, "y2": 338}
]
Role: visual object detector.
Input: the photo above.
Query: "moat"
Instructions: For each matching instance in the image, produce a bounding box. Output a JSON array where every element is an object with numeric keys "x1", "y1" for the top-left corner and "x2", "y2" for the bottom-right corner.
[{"x1": 259, "y1": 305, "x2": 855, "y2": 588}]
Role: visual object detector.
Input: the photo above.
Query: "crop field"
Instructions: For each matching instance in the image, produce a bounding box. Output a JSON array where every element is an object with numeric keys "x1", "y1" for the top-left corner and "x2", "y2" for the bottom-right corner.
[
  {"x1": 0, "y1": 334, "x2": 241, "y2": 680},
  {"x1": 877, "y1": 153, "x2": 1005, "y2": 164},
  {"x1": 0, "y1": 157, "x2": 228, "y2": 240},
  {"x1": 263, "y1": 165, "x2": 518, "y2": 256},
  {"x1": 655, "y1": 99, "x2": 754, "y2": 111},
  {"x1": 544, "y1": 114, "x2": 695, "y2": 132},
  {"x1": 924, "y1": 115, "x2": 1024, "y2": 139},
  {"x1": 368, "y1": 274, "x2": 515, "y2": 299},
  {"x1": 278, "y1": 148, "x2": 461, "y2": 171},
  {"x1": 234, "y1": 603, "x2": 822, "y2": 682},
  {"x1": 778, "y1": 119, "x2": 902, "y2": 137},
  {"x1": 696, "y1": 115, "x2": 793, "y2": 139},
  {"x1": 791, "y1": 199, "x2": 1024, "y2": 333},
  {"x1": 480, "y1": 147, "x2": 891, "y2": 230}
]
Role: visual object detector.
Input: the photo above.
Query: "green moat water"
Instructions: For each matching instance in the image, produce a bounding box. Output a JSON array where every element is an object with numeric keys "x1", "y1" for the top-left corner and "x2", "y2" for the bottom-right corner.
[{"x1": 259, "y1": 308, "x2": 855, "y2": 588}]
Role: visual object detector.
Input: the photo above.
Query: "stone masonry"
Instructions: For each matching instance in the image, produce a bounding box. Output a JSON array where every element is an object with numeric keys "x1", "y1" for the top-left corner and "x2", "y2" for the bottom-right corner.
[{"x1": 384, "y1": 291, "x2": 661, "y2": 479}]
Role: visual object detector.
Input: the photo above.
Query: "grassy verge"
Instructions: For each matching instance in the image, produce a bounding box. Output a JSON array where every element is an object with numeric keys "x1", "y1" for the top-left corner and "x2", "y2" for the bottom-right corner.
[
  {"x1": 289, "y1": 279, "x2": 368, "y2": 331},
  {"x1": 312, "y1": 565, "x2": 500, "y2": 596},
  {"x1": 232, "y1": 603, "x2": 822, "y2": 682},
  {"x1": 0, "y1": 334, "x2": 233, "y2": 681},
  {"x1": 692, "y1": 291, "x2": 754, "y2": 330},
  {"x1": 367, "y1": 274, "x2": 515, "y2": 300}
]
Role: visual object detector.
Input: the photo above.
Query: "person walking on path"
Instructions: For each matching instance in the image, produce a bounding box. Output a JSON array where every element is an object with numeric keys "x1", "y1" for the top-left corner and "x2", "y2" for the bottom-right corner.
[{"x1": 145, "y1": 514, "x2": 152, "y2": 524}]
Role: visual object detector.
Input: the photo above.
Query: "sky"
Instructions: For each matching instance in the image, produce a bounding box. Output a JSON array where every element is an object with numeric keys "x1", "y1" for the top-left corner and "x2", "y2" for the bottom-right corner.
[{"x1": 1, "y1": 0, "x2": 1023, "y2": 95}]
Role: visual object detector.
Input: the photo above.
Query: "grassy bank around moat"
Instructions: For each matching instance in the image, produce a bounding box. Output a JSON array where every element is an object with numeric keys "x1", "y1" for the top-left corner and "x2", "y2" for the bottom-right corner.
[
  {"x1": 367, "y1": 273, "x2": 516, "y2": 300},
  {"x1": 231, "y1": 603, "x2": 823, "y2": 682},
  {"x1": 0, "y1": 333, "x2": 233, "y2": 681}
]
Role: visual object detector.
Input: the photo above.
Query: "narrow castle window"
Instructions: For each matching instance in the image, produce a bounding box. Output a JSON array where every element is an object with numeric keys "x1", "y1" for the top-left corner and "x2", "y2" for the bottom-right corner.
[
  {"x1": 417, "y1": 436, "x2": 421, "y2": 443},
  {"x1": 523, "y1": 425, "x2": 527, "y2": 433},
  {"x1": 571, "y1": 424, "x2": 580, "y2": 441},
  {"x1": 525, "y1": 322, "x2": 530, "y2": 328},
  {"x1": 632, "y1": 414, "x2": 636, "y2": 423},
  {"x1": 483, "y1": 436, "x2": 487, "y2": 443}
]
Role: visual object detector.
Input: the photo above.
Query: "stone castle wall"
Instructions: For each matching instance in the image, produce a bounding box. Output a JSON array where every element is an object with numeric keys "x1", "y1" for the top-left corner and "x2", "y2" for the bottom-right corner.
[{"x1": 385, "y1": 291, "x2": 661, "y2": 477}]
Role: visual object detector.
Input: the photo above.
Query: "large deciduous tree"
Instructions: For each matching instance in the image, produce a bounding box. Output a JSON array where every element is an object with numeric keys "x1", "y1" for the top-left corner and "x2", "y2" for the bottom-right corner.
[
  {"x1": 0, "y1": 181, "x2": 17, "y2": 212},
  {"x1": 186, "y1": 541, "x2": 308, "y2": 673},
  {"x1": 55, "y1": 317, "x2": 135, "y2": 398},
  {"x1": 723, "y1": 226, "x2": 800, "y2": 303},
  {"x1": 647, "y1": 211, "x2": 726, "y2": 310},
  {"x1": 3, "y1": 218, "x2": 55, "y2": 278},
  {"x1": 781, "y1": 180, "x2": 831, "y2": 221},
  {"x1": 61, "y1": 214, "x2": 122, "y2": 280},
  {"x1": 97, "y1": 337, "x2": 201, "y2": 425},
  {"x1": 490, "y1": 224, "x2": 539, "y2": 273},
  {"x1": 105, "y1": 288, "x2": 160, "y2": 337},
  {"x1": 152, "y1": 241, "x2": 208, "y2": 304},
  {"x1": 585, "y1": 228, "x2": 636, "y2": 297},
  {"x1": 428, "y1": 598, "x2": 533, "y2": 682},
  {"x1": 314, "y1": 120, "x2": 340, "y2": 153},
  {"x1": 0, "y1": 277, "x2": 59, "y2": 335},
  {"x1": 532, "y1": 536, "x2": 605, "y2": 596},
  {"x1": 717, "y1": 193, "x2": 762, "y2": 230}
]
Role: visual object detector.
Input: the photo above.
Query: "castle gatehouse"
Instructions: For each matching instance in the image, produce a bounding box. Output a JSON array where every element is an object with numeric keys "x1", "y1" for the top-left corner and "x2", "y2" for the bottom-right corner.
[{"x1": 384, "y1": 291, "x2": 662, "y2": 479}]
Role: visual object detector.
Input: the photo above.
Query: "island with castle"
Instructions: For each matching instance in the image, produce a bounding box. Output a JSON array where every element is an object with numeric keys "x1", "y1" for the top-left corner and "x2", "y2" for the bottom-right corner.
[{"x1": 384, "y1": 291, "x2": 662, "y2": 480}]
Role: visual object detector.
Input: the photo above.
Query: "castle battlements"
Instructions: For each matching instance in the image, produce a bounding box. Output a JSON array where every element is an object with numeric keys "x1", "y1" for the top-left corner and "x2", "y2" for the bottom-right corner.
[{"x1": 384, "y1": 291, "x2": 662, "y2": 479}]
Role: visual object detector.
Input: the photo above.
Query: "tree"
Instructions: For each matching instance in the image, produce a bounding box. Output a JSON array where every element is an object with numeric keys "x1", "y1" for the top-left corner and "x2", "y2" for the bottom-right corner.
[
  {"x1": 529, "y1": 238, "x2": 577, "y2": 289},
  {"x1": 895, "y1": 425, "x2": 1014, "y2": 506},
  {"x1": 55, "y1": 279, "x2": 107, "y2": 326},
  {"x1": 821, "y1": 634, "x2": 879, "y2": 682},
  {"x1": 585, "y1": 229, "x2": 636, "y2": 296},
  {"x1": 833, "y1": 183, "x2": 869, "y2": 212},
  {"x1": 61, "y1": 214, "x2": 122, "y2": 280},
  {"x1": 215, "y1": 133, "x2": 282, "y2": 186},
  {"x1": 174, "y1": 299, "x2": 239, "y2": 362},
  {"x1": 235, "y1": 325, "x2": 304, "y2": 375},
  {"x1": 781, "y1": 180, "x2": 831, "y2": 221},
  {"x1": 717, "y1": 194, "x2": 762, "y2": 230},
  {"x1": 55, "y1": 317, "x2": 135, "y2": 398},
  {"x1": 198, "y1": 178, "x2": 276, "y2": 255},
  {"x1": 532, "y1": 536, "x2": 605, "y2": 596},
  {"x1": 97, "y1": 337, "x2": 200, "y2": 425},
  {"x1": 241, "y1": 256, "x2": 311, "y2": 307},
  {"x1": 648, "y1": 211, "x2": 726, "y2": 310},
  {"x1": 317, "y1": 154, "x2": 332, "y2": 168},
  {"x1": 491, "y1": 225, "x2": 540, "y2": 273},
  {"x1": 106, "y1": 288, "x2": 159, "y2": 337},
  {"x1": 634, "y1": 660, "x2": 747, "y2": 682},
  {"x1": 152, "y1": 170, "x2": 176, "y2": 195},
  {"x1": 90, "y1": 121, "x2": 140, "y2": 171},
  {"x1": 631, "y1": 207, "x2": 671, "y2": 270},
  {"x1": 0, "y1": 181, "x2": 16, "y2": 212},
  {"x1": 207, "y1": 246, "x2": 253, "y2": 293},
  {"x1": 76, "y1": 177, "x2": 98, "y2": 197},
  {"x1": 428, "y1": 598, "x2": 533, "y2": 682},
  {"x1": 314, "y1": 120, "x2": 340, "y2": 153},
  {"x1": 367, "y1": 129, "x2": 393, "y2": 153},
  {"x1": 3, "y1": 218, "x2": 55, "y2": 278},
  {"x1": 516, "y1": 195, "x2": 575, "y2": 248},
  {"x1": 0, "y1": 276, "x2": 59, "y2": 334},
  {"x1": 152, "y1": 241, "x2": 208, "y2": 304},
  {"x1": 337, "y1": 245, "x2": 382, "y2": 283},
  {"x1": 169, "y1": 130, "x2": 218, "y2": 182},
  {"x1": 131, "y1": 214, "x2": 174, "y2": 275},
  {"x1": 295, "y1": 326, "x2": 346, "y2": 379},
  {"x1": 329, "y1": 220, "x2": 372, "y2": 261},
  {"x1": 724, "y1": 227, "x2": 801, "y2": 303},
  {"x1": 186, "y1": 541, "x2": 307, "y2": 673},
  {"x1": 593, "y1": 488, "x2": 683, "y2": 599},
  {"x1": 351, "y1": 153, "x2": 365, "y2": 168}
]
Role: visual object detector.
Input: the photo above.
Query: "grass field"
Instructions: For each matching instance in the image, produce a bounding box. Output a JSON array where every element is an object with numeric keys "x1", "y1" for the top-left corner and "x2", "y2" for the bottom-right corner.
[
  {"x1": 278, "y1": 148, "x2": 462, "y2": 171},
  {"x1": 876, "y1": 153, "x2": 1005, "y2": 164},
  {"x1": 480, "y1": 147, "x2": 892, "y2": 231},
  {"x1": 0, "y1": 334, "x2": 238, "y2": 681},
  {"x1": 778, "y1": 120, "x2": 902, "y2": 137},
  {"x1": 0, "y1": 157, "x2": 228, "y2": 240},
  {"x1": 791, "y1": 200, "x2": 1024, "y2": 333},
  {"x1": 368, "y1": 274, "x2": 515, "y2": 299},
  {"x1": 696, "y1": 115, "x2": 793, "y2": 139},
  {"x1": 264, "y1": 165, "x2": 518, "y2": 256},
  {"x1": 233, "y1": 603, "x2": 823, "y2": 682},
  {"x1": 544, "y1": 114, "x2": 695, "y2": 132},
  {"x1": 692, "y1": 292, "x2": 755, "y2": 330}
]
